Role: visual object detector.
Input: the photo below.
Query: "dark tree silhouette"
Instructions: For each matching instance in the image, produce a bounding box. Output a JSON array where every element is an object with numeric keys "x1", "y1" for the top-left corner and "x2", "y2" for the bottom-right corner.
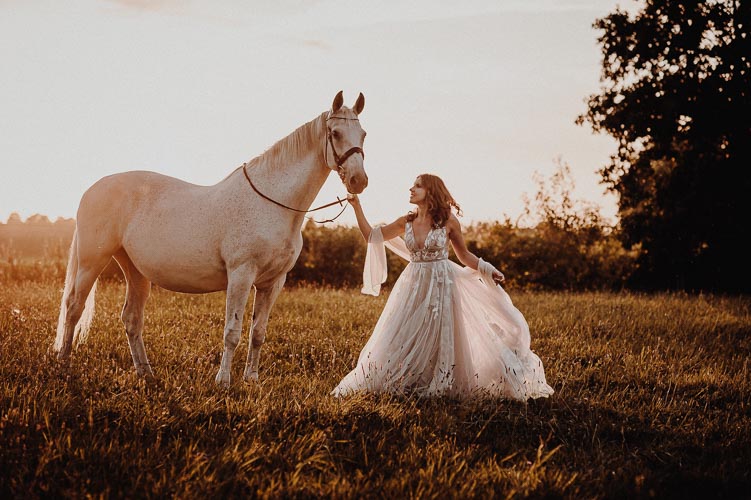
[{"x1": 578, "y1": 1, "x2": 751, "y2": 292}]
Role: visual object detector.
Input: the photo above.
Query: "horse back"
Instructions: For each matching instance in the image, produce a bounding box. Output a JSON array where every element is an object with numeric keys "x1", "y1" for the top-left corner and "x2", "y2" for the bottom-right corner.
[
  {"x1": 77, "y1": 170, "x2": 198, "y2": 233},
  {"x1": 76, "y1": 172, "x2": 223, "y2": 285}
]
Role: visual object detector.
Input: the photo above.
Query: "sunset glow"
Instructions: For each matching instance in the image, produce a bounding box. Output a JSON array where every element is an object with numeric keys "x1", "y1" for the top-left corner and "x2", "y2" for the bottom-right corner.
[{"x1": 0, "y1": 0, "x2": 629, "y2": 226}]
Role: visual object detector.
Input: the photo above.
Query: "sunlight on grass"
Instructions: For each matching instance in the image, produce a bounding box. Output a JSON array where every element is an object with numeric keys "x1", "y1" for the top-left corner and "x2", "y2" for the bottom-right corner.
[{"x1": 1, "y1": 282, "x2": 749, "y2": 497}]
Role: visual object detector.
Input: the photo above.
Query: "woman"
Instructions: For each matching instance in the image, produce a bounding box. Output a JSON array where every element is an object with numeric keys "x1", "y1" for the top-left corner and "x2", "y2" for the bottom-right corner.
[{"x1": 332, "y1": 174, "x2": 553, "y2": 400}]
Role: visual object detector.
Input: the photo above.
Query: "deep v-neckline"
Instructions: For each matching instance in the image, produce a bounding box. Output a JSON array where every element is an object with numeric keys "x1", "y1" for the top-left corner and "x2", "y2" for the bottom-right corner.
[{"x1": 410, "y1": 221, "x2": 434, "y2": 251}]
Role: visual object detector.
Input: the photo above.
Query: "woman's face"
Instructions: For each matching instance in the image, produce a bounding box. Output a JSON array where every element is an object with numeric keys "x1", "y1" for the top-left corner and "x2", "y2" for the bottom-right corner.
[{"x1": 409, "y1": 177, "x2": 427, "y2": 204}]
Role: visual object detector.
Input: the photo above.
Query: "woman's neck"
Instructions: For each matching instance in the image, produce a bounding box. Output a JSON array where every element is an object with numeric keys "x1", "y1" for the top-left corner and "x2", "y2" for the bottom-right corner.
[{"x1": 414, "y1": 206, "x2": 432, "y2": 225}]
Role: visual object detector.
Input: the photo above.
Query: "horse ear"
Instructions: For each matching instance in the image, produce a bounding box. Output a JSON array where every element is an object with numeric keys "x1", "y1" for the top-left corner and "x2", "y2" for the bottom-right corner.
[
  {"x1": 353, "y1": 93, "x2": 365, "y2": 115},
  {"x1": 332, "y1": 91, "x2": 344, "y2": 113}
]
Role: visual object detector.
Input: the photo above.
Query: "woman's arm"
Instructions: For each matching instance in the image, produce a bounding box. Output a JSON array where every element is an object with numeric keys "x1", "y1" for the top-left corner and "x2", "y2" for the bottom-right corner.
[
  {"x1": 348, "y1": 194, "x2": 406, "y2": 242},
  {"x1": 348, "y1": 194, "x2": 372, "y2": 241},
  {"x1": 447, "y1": 215, "x2": 505, "y2": 283}
]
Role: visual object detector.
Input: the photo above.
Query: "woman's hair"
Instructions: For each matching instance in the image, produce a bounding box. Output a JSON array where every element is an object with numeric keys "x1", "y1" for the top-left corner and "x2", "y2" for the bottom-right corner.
[{"x1": 406, "y1": 174, "x2": 462, "y2": 228}]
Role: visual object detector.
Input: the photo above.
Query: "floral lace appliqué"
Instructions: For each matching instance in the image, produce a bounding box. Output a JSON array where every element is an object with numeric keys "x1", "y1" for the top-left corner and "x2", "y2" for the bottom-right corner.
[{"x1": 405, "y1": 222, "x2": 449, "y2": 262}]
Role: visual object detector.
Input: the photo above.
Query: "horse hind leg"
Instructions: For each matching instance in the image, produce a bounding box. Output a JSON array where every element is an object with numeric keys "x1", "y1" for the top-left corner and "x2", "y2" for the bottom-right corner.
[
  {"x1": 56, "y1": 247, "x2": 111, "y2": 362},
  {"x1": 114, "y1": 250, "x2": 154, "y2": 378},
  {"x1": 244, "y1": 275, "x2": 285, "y2": 383}
]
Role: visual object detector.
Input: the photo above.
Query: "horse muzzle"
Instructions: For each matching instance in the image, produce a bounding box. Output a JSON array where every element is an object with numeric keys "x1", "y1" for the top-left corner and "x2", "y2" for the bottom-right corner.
[
  {"x1": 346, "y1": 171, "x2": 368, "y2": 194},
  {"x1": 334, "y1": 148, "x2": 367, "y2": 194}
]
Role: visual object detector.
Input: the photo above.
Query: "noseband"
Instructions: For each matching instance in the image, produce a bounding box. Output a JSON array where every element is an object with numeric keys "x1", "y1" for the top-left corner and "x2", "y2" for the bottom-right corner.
[{"x1": 326, "y1": 114, "x2": 365, "y2": 179}]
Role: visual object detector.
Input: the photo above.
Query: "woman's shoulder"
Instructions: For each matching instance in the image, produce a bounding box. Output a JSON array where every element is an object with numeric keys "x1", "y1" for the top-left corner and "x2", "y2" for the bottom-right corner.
[
  {"x1": 387, "y1": 215, "x2": 408, "y2": 230},
  {"x1": 445, "y1": 213, "x2": 462, "y2": 234},
  {"x1": 377, "y1": 215, "x2": 408, "y2": 241},
  {"x1": 446, "y1": 213, "x2": 461, "y2": 227}
]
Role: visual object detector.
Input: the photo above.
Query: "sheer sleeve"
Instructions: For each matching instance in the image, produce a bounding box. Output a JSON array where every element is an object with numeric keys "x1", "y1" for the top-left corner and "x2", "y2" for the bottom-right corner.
[
  {"x1": 361, "y1": 227, "x2": 387, "y2": 296},
  {"x1": 477, "y1": 257, "x2": 500, "y2": 291},
  {"x1": 361, "y1": 226, "x2": 411, "y2": 296}
]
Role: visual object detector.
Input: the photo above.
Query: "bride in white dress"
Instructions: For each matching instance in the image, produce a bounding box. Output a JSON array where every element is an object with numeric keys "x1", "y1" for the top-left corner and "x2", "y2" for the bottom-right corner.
[{"x1": 332, "y1": 174, "x2": 553, "y2": 400}]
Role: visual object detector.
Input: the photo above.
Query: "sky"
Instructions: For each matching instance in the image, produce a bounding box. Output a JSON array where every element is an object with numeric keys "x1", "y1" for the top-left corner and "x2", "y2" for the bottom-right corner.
[{"x1": 0, "y1": 0, "x2": 635, "y2": 227}]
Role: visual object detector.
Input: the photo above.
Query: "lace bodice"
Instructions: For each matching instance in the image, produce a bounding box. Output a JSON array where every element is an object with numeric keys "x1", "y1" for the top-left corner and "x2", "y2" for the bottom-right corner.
[{"x1": 405, "y1": 222, "x2": 449, "y2": 262}]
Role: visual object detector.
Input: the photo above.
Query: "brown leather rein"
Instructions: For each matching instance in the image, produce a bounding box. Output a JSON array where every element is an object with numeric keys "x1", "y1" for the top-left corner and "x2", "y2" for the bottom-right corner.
[{"x1": 242, "y1": 114, "x2": 364, "y2": 224}]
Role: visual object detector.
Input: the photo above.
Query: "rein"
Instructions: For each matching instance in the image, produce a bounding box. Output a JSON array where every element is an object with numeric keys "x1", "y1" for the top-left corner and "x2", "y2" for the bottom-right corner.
[
  {"x1": 242, "y1": 164, "x2": 349, "y2": 223},
  {"x1": 241, "y1": 112, "x2": 365, "y2": 224}
]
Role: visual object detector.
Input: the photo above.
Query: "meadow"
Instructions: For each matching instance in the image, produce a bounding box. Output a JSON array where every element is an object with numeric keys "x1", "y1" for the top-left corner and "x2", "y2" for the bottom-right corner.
[{"x1": 1, "y1": 278, "x2": 749, "y2": 498}]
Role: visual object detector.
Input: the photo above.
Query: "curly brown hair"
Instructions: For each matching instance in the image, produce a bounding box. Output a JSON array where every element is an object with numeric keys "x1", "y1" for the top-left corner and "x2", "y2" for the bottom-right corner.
[{"x1": 406, "y1": 174, "x2": 462, "y2": 228}]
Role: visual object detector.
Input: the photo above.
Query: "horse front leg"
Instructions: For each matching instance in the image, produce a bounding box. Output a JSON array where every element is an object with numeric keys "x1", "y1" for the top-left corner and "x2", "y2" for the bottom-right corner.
[
  {"x1": 244, "y1": 275, "x2": 286, "y2": 383},
  {"x1": 215, "y1": 266, "x2": 255, "y2": 388}
]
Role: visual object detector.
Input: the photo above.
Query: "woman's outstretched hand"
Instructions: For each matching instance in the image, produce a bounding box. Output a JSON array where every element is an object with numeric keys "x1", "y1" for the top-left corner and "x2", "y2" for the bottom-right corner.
[
  {"x1": 492, "y1": 270, "x2": 505, "y2": 285},
  {"x1": 347, "y1": 193, "x2": 361, "y2": 209}
]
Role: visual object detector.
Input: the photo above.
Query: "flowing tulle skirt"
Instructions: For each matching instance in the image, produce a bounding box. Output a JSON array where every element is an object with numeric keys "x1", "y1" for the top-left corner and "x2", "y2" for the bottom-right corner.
[{"x1": 332, "y1": 257, "x2": 554, "y2": 400}]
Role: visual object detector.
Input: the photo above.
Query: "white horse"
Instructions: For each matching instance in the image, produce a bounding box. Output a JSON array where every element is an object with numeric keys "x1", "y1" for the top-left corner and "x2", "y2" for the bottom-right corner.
[{"x1": 53, "y1": 91, "x2": 367, "y2": 386}]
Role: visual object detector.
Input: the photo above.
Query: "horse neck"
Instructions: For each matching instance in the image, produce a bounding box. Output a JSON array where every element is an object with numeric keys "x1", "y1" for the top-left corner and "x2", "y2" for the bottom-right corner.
[
  {"x1": 224, "y1": 113, "x2": 332, "y2": 221},
  {"x1": 261, "y1": 113, "x2": 330, "y2": 205}
]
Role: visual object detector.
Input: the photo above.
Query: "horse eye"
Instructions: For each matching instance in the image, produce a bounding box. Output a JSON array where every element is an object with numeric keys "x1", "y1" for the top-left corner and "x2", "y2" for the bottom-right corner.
[{"x1": 332, "y1": 129, "x2": 341, "y2": 139}]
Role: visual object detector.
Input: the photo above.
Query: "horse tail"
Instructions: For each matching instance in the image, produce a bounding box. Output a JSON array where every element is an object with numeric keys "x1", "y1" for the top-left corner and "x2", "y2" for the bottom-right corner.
[
  {"x1": 54, "y1": 229, "x2": 98, "y2": 351},
  {"x1": 74, "y1": 277, "x2": 97, "y2": 348}
]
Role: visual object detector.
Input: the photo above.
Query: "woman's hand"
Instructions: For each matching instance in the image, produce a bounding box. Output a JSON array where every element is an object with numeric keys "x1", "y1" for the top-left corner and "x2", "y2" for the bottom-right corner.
[
  {"x1": 347, "y1": 193, "x2": 361, "y2": 209},
  {"x1": 492, "y1": 270, "x2": 505, "y2": 285}
]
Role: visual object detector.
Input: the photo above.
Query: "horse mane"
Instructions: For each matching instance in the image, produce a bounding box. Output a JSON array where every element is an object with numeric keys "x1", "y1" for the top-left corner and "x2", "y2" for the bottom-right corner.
[
  {"x1": 224, "y1": 107, "x2": 359, "y2": 180},
  {"x1": 223, "y1": 111, "x2": 328, "y2": 181},
  {"x1": 260, "y1": 111, "x2": 329, "y2": 167}
]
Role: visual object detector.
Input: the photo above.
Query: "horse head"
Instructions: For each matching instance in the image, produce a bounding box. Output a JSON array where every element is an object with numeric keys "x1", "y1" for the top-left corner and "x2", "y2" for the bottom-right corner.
[{"x1": 325, "y1": 91, "x2": 368, "y2": 194}]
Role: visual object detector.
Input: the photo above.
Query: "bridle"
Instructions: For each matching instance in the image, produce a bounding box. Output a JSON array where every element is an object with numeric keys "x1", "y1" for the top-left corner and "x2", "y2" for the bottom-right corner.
[
  {"x1": 325, "y1": 113, "x2": 365, "y2": 182},
  {"x1": 242, "y1": 112, "x2": 365, "y2": 224}
]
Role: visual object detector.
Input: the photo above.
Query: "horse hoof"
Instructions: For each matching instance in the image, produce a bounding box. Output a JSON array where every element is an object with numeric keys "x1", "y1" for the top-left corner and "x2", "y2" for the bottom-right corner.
[
  {"x1": 136, "y1": 364, "x2": 155, "y2": 378},
  {"x1": 215, "y1": 372, "x2": 231, "y2": 388},
  {"x1": 56, "y1": 352, "x2": 72, "y2": 367},
  {"x1": 243, "y1": 371, "x2": 259, "y2": 383}
]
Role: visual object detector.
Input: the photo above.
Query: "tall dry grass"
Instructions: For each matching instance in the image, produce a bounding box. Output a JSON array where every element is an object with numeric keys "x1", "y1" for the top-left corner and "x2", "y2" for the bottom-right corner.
[{"x1": 0, "y1": 280, "x2": 749, "y2": 498}]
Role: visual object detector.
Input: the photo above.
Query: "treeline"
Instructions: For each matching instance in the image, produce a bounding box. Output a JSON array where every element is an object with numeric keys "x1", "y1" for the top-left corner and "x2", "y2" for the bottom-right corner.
[
  {"x1": 0, "y1": 213, "x2": 76, "y2": 283},
  {"x1": 0, "y1": 215, "x2": 634, "y2": 291},
  {"x1": 0, "y1": 213, "x2": 75, "y2": 261},
  {"x1": 292, "y1": 218, "x2": 635, "y2": 291},
  {"x1": 0, "y1": 164, "x2": 638, "y2": 291}
]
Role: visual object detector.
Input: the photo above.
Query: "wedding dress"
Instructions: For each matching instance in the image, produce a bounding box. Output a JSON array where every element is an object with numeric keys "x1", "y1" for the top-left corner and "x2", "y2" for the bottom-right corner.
[{"x1": 332, "y1": 222, "x2": 554, "y2": 400}]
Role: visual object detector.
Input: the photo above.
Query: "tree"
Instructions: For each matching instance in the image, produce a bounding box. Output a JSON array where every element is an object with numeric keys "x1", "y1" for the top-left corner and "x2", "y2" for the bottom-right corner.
[
  {"x1": 466, "y1": 161, "x2": 636, "y2": 291},
  {"x1": 6, "y1": 212, "x2": 22, "y2": 225},
  {"x1": 26, "y1": 214, "x2": 52, "y2": 226},
  {"x1": 578, "y1": 0, "x2": 751, "y2": 292}
]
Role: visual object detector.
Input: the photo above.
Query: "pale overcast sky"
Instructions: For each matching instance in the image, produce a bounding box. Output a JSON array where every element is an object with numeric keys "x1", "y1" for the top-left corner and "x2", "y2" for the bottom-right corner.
[{"x1": 0, "y1": 0, "x2": 636, "y2": 226}]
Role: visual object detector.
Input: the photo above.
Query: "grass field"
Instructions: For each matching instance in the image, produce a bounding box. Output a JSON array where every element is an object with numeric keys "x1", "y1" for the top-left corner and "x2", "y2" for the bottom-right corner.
[{"x1": 1, "y1": 280, "x2": 749, "y2": 498}]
